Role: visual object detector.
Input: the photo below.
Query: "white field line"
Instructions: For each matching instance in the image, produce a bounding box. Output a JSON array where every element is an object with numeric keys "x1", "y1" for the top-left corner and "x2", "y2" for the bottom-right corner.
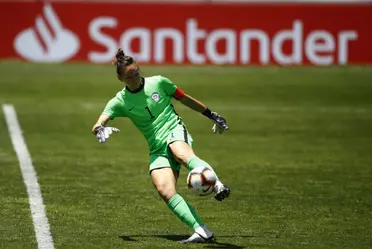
[{"x1": 2, "y1": 104, "x2": 54, "y2": 249}]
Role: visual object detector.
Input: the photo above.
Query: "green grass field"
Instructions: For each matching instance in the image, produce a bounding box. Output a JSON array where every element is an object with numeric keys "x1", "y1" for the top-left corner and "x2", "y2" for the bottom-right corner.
[{"x1": 0, "y1": 61, "x2": 371, "y2": 249}]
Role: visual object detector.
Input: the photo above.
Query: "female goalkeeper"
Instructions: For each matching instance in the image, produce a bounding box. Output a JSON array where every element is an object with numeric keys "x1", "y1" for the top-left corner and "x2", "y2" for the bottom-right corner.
[{"x1": 91, "y1": 49, "x2": 230, "y2": 244}]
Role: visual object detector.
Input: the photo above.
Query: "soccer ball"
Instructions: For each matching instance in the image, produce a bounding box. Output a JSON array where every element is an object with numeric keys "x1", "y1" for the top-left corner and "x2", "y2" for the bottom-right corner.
[{"x1": 187, "y1": 167, "x2": 217, "y2": 196}]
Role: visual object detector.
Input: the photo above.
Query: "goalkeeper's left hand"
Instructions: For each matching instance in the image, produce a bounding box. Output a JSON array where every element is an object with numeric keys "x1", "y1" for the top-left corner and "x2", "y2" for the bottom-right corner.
[
  {"x1": 210, "y1": 111, "x2": 229, "y2": 134},
  {"x1": 93, "y1": 125, "x2": 120, "y2": 143}
]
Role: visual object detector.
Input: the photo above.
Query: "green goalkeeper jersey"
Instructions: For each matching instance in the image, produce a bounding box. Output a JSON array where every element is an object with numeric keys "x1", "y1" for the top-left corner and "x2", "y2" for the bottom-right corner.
[{"x1": 102, "y1": 75, "x2": 182, "y2": 153}]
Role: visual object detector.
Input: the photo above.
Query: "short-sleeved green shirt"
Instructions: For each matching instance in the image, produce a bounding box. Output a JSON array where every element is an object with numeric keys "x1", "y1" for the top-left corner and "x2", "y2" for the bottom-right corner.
[{"x1": 102, "y1": 75, "x2": 183, "y2": 154}]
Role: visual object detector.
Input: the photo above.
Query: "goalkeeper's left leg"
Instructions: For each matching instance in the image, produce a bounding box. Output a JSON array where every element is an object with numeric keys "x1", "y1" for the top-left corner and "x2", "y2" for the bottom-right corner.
[{"x1": 150, "y1": 167, "x2": 214, "y2": 243}]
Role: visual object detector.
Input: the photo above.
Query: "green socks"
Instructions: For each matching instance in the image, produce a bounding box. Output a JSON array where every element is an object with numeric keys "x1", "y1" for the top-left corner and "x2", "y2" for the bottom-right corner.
[
  {"x1": 167, "y1": 194, "x2": 203, "y2": 230},
  {"x1": 186, "y1": 156, "x2": 220, "y2": 181},
  {"x1": 166, "y1": 157, "x2": 221, "y2": 230}
]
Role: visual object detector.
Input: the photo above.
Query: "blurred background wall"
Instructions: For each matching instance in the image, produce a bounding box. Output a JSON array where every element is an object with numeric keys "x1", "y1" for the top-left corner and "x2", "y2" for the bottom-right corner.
[{"x1": 1, "y1": 0, "x2": 371, "y2": 65}]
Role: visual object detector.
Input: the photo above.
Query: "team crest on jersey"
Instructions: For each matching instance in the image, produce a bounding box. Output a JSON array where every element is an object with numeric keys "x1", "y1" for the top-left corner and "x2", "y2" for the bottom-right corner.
[{"x1": 152, "y1": 92, "x2": 160, "y2": 102}]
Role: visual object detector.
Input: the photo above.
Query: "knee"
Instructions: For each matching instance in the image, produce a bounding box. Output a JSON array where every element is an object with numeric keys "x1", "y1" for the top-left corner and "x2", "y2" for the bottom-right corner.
[
  {"x1": 155, "y1": 183, "x2": 176, "y2": 202},
  {"x1": 169, "y1": 143, "x2": 195, "y2": 165},
  {"x1": 174, "y1": 153, "x2": 191, "y2": 165}
]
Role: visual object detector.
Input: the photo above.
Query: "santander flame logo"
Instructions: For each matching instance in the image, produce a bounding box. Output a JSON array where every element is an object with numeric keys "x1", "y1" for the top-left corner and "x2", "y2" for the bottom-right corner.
[{"x1": 14, "y1": 4, "x2": 80, "y2": 62}]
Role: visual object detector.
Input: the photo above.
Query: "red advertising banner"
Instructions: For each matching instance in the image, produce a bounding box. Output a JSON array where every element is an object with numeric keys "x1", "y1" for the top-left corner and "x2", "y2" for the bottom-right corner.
[{"x1": 0, "y1": 2, "x2": 371, "y2": 65}]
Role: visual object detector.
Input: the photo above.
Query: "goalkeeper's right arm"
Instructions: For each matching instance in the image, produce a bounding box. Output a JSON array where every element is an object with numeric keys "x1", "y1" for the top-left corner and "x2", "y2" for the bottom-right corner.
[
  {"x1": 92, "y1": 115, "x2": 120, "y2": 143},
  {"x1": 91, "y1": 114, "x2": 111, "y2": 134}
]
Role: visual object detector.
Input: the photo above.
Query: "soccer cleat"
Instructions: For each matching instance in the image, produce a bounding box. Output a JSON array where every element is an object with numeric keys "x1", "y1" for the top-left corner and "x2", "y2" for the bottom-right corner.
[
  {"x1": 178, "y1": 232, "x2": 215, "y2": 244},
  {"x1": 214, "y1": 183, "x2": 230, "y2": 201}
]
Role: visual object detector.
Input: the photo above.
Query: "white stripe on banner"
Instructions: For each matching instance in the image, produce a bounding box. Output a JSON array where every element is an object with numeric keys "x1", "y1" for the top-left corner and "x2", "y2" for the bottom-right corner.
[{"x1": 2, "y1": 104, "x2": 55, "y2": 249}]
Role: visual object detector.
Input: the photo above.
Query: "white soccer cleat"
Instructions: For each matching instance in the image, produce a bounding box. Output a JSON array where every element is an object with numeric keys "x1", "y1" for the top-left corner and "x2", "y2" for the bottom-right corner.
[
  {"x1": 178, "y1": 232, "x2": 215, "y2": 244},
  {"x1": 214, "y1": 182, "x2": 231, "y2": 201}
]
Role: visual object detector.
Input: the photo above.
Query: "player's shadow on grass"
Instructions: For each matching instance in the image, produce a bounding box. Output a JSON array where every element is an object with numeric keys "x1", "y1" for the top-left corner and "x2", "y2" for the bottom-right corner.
[{"x1": 119, "y1": 234, "x2": 248, "y2": 248}]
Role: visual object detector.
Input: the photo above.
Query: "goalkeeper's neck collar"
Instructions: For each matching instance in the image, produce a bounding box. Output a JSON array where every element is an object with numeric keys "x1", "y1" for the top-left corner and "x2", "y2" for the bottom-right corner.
[{"x1": 126, "y1": 77, "x2": 145, "y2": 93}]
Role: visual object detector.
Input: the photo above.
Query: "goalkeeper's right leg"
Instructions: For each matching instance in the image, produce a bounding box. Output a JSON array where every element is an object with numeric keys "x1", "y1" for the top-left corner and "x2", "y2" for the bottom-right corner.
[
  {"x1": 214, "y1": 184, "x2": 231, "y2": 201},
  {"x1": 168, "y1": 140, "x2": 231, "y2": 201}
]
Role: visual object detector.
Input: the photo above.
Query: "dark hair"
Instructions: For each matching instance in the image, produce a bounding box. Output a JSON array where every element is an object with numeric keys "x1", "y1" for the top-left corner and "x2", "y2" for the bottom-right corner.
[{"x1": 112, "y1": 48, "x2": 135, "y2": 76}]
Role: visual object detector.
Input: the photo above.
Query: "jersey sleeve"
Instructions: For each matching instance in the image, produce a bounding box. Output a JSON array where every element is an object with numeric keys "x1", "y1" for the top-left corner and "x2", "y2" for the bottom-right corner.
[
  {"x1": 102, "y1": 96, "x2": 126, "y2": 120},
  {"x1": 159, "y1": 76, "x2": 177, "y2": 96}
]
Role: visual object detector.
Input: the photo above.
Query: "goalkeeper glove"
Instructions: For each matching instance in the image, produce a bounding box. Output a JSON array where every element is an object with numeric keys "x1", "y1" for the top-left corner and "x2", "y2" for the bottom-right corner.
[
  {"x1": 93, "y1": 125, "x2": 120, "y2": 143},
  {"x1": 203, "y1": 108, "x2": 229, "y2": 134}
]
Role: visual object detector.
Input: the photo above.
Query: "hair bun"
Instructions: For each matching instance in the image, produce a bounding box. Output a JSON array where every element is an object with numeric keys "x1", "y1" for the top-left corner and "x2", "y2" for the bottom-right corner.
[{"x1": 115, "y1": 48, "x2": 125, "y2": 59}]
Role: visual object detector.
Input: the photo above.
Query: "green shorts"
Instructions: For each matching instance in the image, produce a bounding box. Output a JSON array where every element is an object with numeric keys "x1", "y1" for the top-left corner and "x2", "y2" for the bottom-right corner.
[{"x1": 149, "y1": 124, "x2": 193, "y2": 173}]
